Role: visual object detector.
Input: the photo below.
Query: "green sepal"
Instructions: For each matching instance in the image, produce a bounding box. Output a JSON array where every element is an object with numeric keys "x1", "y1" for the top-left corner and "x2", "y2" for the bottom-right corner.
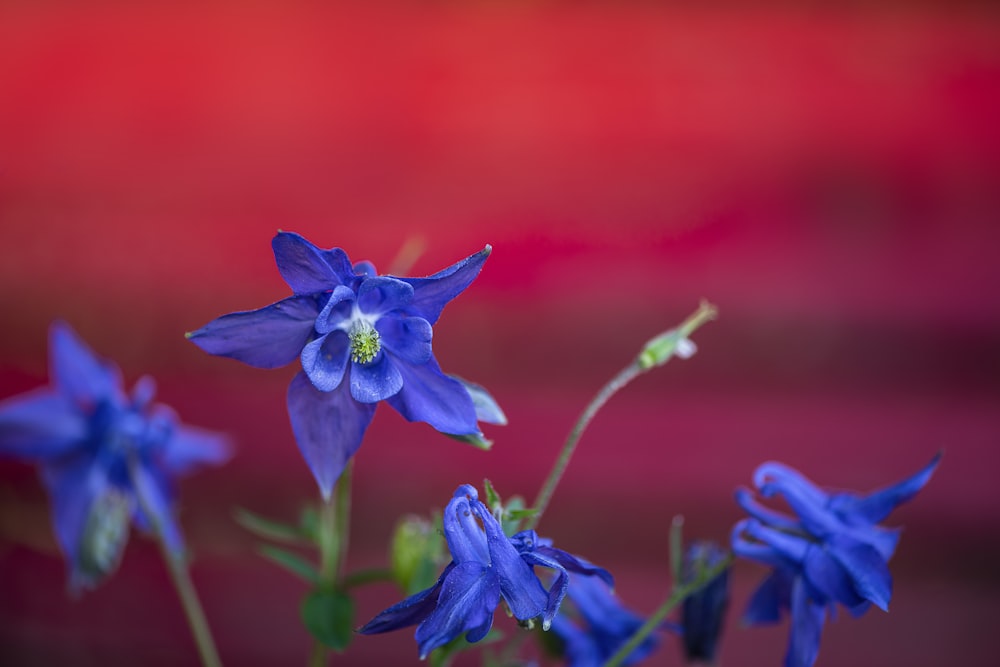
[
  {"x1": 483, "y1": 478, "x2": 502, "y2": 512},
  {"x1": 257, "y1": 544, "x2": 319, "y2": 584},
  {"x1": 391, "y1": 514, "x2": 445, "y2": 595},
  {"x1": 301, "y1": 587, "x2": 355, "y2": 651},
  {"x1": 235, "y1": 507, "x2": 312, "y2": 545},
  {"x1": 447, "y1": 431, "x2": 493, "y2": 450}
]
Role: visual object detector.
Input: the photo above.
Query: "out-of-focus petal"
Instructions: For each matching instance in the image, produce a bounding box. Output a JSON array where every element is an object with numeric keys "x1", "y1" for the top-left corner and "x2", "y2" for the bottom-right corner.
[
  {"x1": 0, "y1": 389, "x2": 86, "y2": 459},
  {"x1": 286, "y1": 371, "x2": 376, "y2": 500},
  {"x1": 350, "y1": 353, "x2": 403, "y2": 403},
  {"x1": 451, "y1": 376, "x2": 507, "y2": 425},
  {"x1": 187, "y1": 296, "x2": 318, "y2": 369},
  {"x1": 801, "y1": 546, "x2": 867, "y2": 609},
  {"x1": 786, "y1": 577, "x2": 826, "y2": 667},
  {"x1": 825, "y1": 535, "x2": 892, "y2": 611},
  {"x1": 49, "y1": 321, "x2": 124, "y2": 408},
  {"x1": 387, "y1": 358, "x2": 478, "y2": 436},
  {"x1": 828, "y1": 453, "x2": 942, "y2": 525},
  {"x1": 742, "y1": 569, "x2": 792, "y2": 626},
  {"x1": 159, "y1": 424, "x2": 232, "y2": 476},
  {"x1": 129, "y1": 462, "x2": 184, "y2": 556},
  {"x1": 377, "y1": 316, "x2": 433, "y2": 366},
  {"x1": 301, "y1": 332, "x2": 350, "y2": 392},
  {"x1": 414, "y1": 560, "x2": 500, "y2": 659},
  {"x1": 399, "y1": 246, "x2": 491, "y2": 325},
  {"x1": 272, "y1": 231, "x2": 353, "y2": 294}
]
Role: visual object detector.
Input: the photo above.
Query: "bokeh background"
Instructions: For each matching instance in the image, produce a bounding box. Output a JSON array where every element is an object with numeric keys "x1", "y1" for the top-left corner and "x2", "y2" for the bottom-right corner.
[{"x1": 1, "y1": 2, "x2": 998, "y2": 666}]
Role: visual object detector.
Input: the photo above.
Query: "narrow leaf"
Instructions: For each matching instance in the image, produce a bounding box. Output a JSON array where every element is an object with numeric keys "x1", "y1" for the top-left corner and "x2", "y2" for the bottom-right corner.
[
  {"x1": 235, "y1": 507, "x2": 310, "y2": 545},
  {"x1": 258, "y1": 544, "x2": 319, "y2": 584}
]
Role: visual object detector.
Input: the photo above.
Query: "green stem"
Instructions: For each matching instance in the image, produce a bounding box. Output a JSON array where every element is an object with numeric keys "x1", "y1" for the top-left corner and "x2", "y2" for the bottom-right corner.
[
  {"x1": 309, "y1": 464, "x2": 354, "y2": 667},
  {"x1": 127, "y1": 457, "x2": 222, "y2": 667},
  {"x1": 527, "y1": 302, "x2": 717, "y2": 531},
  {"x1": 601, "y1": 555, "x2": 733, "y2": 667}
]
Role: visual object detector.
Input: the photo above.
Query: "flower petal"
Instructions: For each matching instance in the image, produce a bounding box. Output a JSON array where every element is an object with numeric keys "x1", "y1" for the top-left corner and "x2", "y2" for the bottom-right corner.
[
  {"x1": 129, "y1": 461, "x2": 185, "y2": 556},
  {"x1": 743, "y1": 569, "x2": 793, "y2": 626},
  {"x1": 350, "y1": 353, "x2": 404, "y2": 403},
  {"x1": 272, "y1": 231, "x2": 354, "y2": 294},
  {"x1": 358, "y1": 563, "x2": 454, "y2": 635},
  {"x1": 0, "y1": 388, "x2": 87, "y2": 459},
  {"x1": 286, "y1": 371, "x2": 376, "y2": 500},
  {"x1": 314, "y1": 285, "x2": 357, "y2": 334},
  {"x1": 159, "y1": 424, "x2": 232, "y2": 476},
  {"x1": 826, "y1": 534, "x2": 892, "y2": 611},
  {"x1": 470, "y1": 498, "x2": 548, "y2": 623},
  {"x1": 399, "y1": 246, "x2": 491, "y2": 325},
  {"x1": 49, "y1": 321, "x2": 124, "y2": 408},
  {"x1": 357, "y1": 277, "x2": 414, "y2": 317},
  {"x1": 301, "y1": 331, "x2": 350, "y2": 392},
  {"x1": 450, "y1": 376, "x2": 507, "y2": 425},
  {"x1": 386, "y1": 358, "x2": 478, "y2": 436},
  {"x1": 442, "y1": 486, "x2": 490, "y2": 565},
  {"x1": 801, "y1": 545, "x2": 867, "y2": 609},
  {"x1": 187, "y1": 296, "x2": 318, "y2": 369},
  {"x1": 785, "y1": 576, "x2": 826, "y2": 667},
  {"x1": 828, "y1": 452, "x2": 942, "y2": 525},
  {"x1": 414, "y1": 560, "x2": 500, "y2": 659},
  {"x1": 377, "y1": 315, "x2": 433, "y2": 366}
]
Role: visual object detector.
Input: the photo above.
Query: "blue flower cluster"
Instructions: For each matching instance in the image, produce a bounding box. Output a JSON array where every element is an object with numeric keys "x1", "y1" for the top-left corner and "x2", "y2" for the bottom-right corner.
[
  {"x1": 359, "y1": 484, "x2": 613, "y2": 659},
  {"x1": 0, "y1": 322, "x2": 229, "y2": 591},
  {"x1": 188, "y1": 232, "x2": 503, "y2": 499},
  {"x1": 731, "y1": 454, "x2": 941, "y2": 667}
]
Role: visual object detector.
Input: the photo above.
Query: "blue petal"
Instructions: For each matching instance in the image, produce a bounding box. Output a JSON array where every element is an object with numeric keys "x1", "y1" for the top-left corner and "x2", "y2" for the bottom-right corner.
[
  {"x1": 187, "y1": 296, "x2": 318, "y2": 369},
  {"x1": 754, "y1": 462, "x2": 828, "y2": 508},
  {"x1": 358, "y1": 563, "x2": 454, "y2": 635},
  {"x1": 0, "y1": 389, "x2": 86, "y2": 460},
  {"x1": 301, "y1": 332, "x2": 350, "y2": 392},
  {"x1": 377, "y1": 315, "x2": 433, "y2": 366},
  {"x1": 549, "y1": 615, "x2": 601, "y2": 667},
  {"x1": 450, "y1": 376, "x2": 507, "y2": 425},
  {"x1": 826, "y1": 534, "x2": 892, "y2": 611},
  {"x1": 442, "y1": 486, "x2": 490, "y2": 565},
  {"x1": 272, "y1": 231, "x2": 354, "y2": 294},
  {"x1": 828, "y1": 452, "x2": 942, "y2": 525},
  {"x1": 734, "y1": 487, "x2": 801, "y2": 532},
  {"x1": 414, "y1": 561, "x2": 500, "y2": 659},
  {"x1": 785, "y1": 576, "x2": 826, "y2": 667},
  {"x1": 801, "y1": 545, "x2": 867, "y2": 609},
  {"x1": 743, "y1": 569, "x2": 792, "y2": 626},
  {"x1": 314, "y1": 286, "x2": 357, "y2": 335},
  {"x1": 350, "y1": 353, "x2": 403, "y2": 403},
  {"x1": 159, "y1": 424, "x2": 232, "y2": 476},
  {"x1": 386, "y1": 357, "x2": 478, "y2": 436},
  {"x1": 286, "y1": 371, "x2": 376, "y2": 500},
  {"x1": 353, "y1": 260, "x2": 377, "y2": 278},
  {"x1": 357, "y1": 277, "x2": 415, "y2": 317},
  {"x1": 399, "y1": 246, "x2": 491, "y2": 325},
  {"x1": 731, "y1": 519, "x2": 804, "y2": 571},
  {"x1": 470, "y1": 498, "x2": 548, "y2": 623},
  {"x1": 49, "y1": 321, "x2": 124, "y2": 408}
]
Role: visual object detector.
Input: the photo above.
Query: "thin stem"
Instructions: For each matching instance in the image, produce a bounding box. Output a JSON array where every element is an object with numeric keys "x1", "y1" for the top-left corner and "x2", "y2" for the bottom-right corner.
[
  {"x1": 601, "y1": 555, "x2": 733, "y2": 667},
  {"x1": 127, "y1": 457, "x2": 222, "y2": 667},
  {"x1": 308, "y1": 464, "x2": 353, "y2": 667},
  {"x1": 527, "y1": 362, "x2": 642, "y2": 530}
]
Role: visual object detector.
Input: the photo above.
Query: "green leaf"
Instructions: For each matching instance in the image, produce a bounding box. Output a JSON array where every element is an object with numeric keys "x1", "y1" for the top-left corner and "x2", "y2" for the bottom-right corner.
[
  {"x1": 234, "y1": 507, "x2": 310, "y2": 545},
  {"x1": 483, "y1": 478, "x2": 502, "y2": 511},
  {"x1": 301, "y1": 587, "x2": 355, "y2": 651},
  {"x1": 257, "y1": 544, "x2": 319, "y2": 584}
]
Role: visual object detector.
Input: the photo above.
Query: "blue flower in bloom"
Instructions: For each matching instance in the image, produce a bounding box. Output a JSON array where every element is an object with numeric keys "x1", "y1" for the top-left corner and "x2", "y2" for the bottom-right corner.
[
  {"x1": 731, "y1": 454, "x2": 941, "y2": 667},
  {"x1": 359, "y1": 484, "x2": 612, "y2": 659},
  {"x1": 187, "y1": 232, "x2": 502, "y2": 498},
  {"x1": 548, "y1": 574, "x2": 660, "y2": 667},
  {"x1": 0, "y1": 322, "x2": 230, "y2": 592},
  {"x1": 680, "y1": 541, "x2": 730, "y2": 665}
]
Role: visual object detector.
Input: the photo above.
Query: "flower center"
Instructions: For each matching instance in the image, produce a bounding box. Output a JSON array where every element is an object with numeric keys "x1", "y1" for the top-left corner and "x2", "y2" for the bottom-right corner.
[{"x1": 349, "y1": 320, "x2": 381, "y2": 364}]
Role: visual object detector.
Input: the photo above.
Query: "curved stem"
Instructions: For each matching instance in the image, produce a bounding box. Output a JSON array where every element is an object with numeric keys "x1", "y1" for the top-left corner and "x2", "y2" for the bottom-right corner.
[
  {"x1": 127, "y1": 457, "x2": 222, "y2": 667},
  {"x1": 601, "y1": 555, "x2": 733, "y2": 667}
]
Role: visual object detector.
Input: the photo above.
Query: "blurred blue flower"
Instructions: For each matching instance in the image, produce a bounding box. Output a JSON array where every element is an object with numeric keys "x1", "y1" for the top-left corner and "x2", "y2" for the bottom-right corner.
[
  {"x1": 0, "y1": 322, "x2": 230, "y2": 592},
  {"x1": 187, "y1": 232, "x2": 501, "y2": 498},
  {"x1": 359, "y1": 484, "x2": 611, "y2": 659},
  {"x1": 731, "y1": 454, "x2": 940, "y2": 667},
  {"x1": 680, "y1": 541, "x2": 730, "y2": 665},
  {"x1": 548, "y1": 574, "x2": 659, "y2": 667}
]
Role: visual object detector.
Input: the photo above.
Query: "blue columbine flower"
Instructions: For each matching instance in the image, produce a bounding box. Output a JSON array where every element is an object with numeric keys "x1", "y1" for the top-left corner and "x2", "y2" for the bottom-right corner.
[
  {"x1": 680, "y1": 541, "x2": 730, "y2": 665},
  {"x1": 548, "y1": 574, "x2": 660, "y2": 667},
  {"x1": 187, "y1": 232, "x2": 502, "y2": 498},
  {"x1": 731, "y1": 454, "x2": 940, "y2": 667},
  {"x1": 359, "y1": 484, "x2": 613, "y2": 659},
  {"x1": 0, "y1": 322, "x2": 230, "y2": 592}
]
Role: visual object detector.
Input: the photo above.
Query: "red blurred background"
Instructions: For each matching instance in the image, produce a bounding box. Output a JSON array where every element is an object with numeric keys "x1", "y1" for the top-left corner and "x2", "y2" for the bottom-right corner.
[{"x1": 1, "y1": 2, "x2": 998, "y2": 666}]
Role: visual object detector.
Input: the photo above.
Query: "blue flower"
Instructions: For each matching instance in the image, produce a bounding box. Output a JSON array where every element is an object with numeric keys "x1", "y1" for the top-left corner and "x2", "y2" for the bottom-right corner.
[
  {"x1": 359, "y1": 484, "x2": 611, "y2": 659},
  {"x1": 731, "y1": 454, "x2": 941, "y2": 667},
  {"x1": 0, "y1": 322, "x2": 230, "y2": 592},
  {"x1": 187, "y1": 232, "x2": 501, "y2": 498},
  {"x1": 680, "y1": 541, "x2": 730, "y2": 665},
  {"x1": 548, "y1": 574, "x2": 660, "y2": 667}
]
